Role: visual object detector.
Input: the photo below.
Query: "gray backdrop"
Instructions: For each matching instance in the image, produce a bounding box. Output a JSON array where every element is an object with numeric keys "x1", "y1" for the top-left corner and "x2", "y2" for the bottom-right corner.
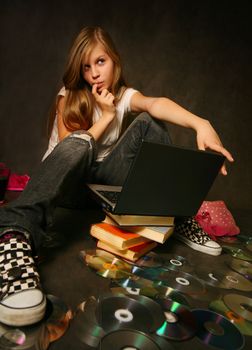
[{"x1": 1, "y1": 0, "x2": 251, "y2": 211}]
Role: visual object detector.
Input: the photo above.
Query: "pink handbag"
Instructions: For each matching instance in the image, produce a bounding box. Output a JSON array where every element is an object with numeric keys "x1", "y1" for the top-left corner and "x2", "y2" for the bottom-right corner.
[
  {"x1": 7, "y1": 174, "x2": 30, "y2": 191},
  {"x1": 195, "y1": 200, "x2": 240, "y2": 239}
]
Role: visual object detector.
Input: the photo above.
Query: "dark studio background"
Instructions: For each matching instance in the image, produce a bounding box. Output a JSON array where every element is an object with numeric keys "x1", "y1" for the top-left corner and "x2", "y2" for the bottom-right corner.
[{"x1": 1, "y1": 2, "x2": 252, "y2": 349}]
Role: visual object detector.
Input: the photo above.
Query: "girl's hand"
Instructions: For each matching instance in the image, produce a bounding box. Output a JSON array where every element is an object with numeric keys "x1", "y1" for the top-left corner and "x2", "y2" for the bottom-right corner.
[
  {"x1": 196, "y1": 120, "x2": 234, "y2": 175},
  {"x1": 92, "y1": 84, "x2": 116, "y2": 119}
]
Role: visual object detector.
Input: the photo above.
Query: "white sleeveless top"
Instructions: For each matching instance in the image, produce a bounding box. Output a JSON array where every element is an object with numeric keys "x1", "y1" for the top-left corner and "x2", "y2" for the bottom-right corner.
[{"x1": 42, "y1": 87, "x2": 138, "y2": 161}]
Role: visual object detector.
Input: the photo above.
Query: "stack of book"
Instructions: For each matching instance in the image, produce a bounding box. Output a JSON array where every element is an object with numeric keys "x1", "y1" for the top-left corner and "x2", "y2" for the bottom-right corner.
[{"x1": 89, "y1": 210, "x2": 175, "y2": 262}]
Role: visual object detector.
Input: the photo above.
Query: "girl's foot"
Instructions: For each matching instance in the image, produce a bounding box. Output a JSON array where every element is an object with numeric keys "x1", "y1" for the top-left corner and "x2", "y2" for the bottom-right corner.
[
  {"x1": 0, "y1": 232, "x2": 46, "y2": 326},
  {"x1": 175, "y1": 217, "x2": 222, "y2": 256}
]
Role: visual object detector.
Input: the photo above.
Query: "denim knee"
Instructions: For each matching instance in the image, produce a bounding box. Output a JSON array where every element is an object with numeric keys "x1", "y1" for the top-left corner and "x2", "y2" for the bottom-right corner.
[{"x1": 51, "y1": 131, "x2": 97, "y2": 164}]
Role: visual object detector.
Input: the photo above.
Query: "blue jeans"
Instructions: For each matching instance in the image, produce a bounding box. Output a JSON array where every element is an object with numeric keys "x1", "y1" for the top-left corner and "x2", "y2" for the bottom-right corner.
[{"x1": 0, "y1": 113, "x2": 171, "y2": 250}]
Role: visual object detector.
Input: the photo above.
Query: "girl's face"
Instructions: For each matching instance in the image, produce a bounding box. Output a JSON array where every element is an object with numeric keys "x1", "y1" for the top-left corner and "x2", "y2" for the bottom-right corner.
[{"x1": 82, "y1": 43, "x2": 114, "y2": 93}]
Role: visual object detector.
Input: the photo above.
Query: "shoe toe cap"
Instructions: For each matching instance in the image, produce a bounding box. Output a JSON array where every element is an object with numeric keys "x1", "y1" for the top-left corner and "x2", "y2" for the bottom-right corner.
[
  {"x1": 204, "y1": 240, "x2": 221, "y2": 249},
  {"x1": 2, "y1": 289, "x2": 44, "y2": 308}
]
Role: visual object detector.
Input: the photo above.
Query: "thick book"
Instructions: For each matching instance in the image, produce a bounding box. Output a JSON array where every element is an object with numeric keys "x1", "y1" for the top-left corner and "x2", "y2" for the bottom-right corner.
[
  {"x1": 90, "y1": 222, "x2": 150, "y2": 250},
  {"x1": 104, "y1": 215, "x2": 174, "y2": 244},
  {"x1": 97, "y1": 240, "x2": 157, "y2": 262},
  {"x1": 104, "y1": 210, "x2": 174, "y2": 226}
]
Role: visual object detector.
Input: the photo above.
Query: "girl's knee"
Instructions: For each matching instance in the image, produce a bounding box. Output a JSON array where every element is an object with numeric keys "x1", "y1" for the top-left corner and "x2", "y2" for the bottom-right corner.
[{"x1": 135, "y1": 112, "x2": 153, "y2": 123}]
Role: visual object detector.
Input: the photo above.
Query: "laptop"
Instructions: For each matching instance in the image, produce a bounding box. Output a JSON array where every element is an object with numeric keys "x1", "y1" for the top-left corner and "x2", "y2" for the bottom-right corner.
[{"x1": 87, "y1": 141, "x2": 225, "y2": 217}]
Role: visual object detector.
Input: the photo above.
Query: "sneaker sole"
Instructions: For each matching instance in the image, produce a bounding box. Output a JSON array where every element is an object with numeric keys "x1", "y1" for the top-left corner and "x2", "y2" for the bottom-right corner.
[
  {"x1": 176, "y1": 234, "x2": 222, "y2": 256},
  {"x1": 0, "y1": 296, "x2": 47, "y2": 326}
]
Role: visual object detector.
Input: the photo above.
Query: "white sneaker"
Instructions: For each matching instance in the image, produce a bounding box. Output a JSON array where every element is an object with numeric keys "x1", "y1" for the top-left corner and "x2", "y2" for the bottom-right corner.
[
  {"x1": 0, "y1": 235, "x2": 46, "y2": 326},
  {"x1": 175, "y1": 217, "x2": 222, "y2": 256}
]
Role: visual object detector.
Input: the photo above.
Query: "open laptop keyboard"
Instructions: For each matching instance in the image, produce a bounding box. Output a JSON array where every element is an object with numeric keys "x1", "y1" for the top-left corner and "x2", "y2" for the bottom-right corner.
[{"x1": 98, "y1": 190, "x2": 119, "y2": 204}]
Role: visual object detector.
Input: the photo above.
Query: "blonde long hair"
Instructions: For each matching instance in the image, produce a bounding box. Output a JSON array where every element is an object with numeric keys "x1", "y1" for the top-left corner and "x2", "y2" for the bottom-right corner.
[{"x1": 48, "y1": 26, "x2": 126, "y2": 136}]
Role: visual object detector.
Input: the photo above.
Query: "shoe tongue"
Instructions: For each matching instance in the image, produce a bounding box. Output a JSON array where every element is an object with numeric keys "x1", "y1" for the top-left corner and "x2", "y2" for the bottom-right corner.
[{"x1": 0, "y1": 232, "x2": 27, "y2": 244}]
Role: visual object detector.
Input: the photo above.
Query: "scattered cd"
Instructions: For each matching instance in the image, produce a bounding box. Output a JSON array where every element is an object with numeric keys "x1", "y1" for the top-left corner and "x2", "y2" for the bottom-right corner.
[
  {"x1": 192, "y1": 309, "x2": 245, "y2": 350},
  {"x1": 162, "y1": 254, "x2": 194, "y2": 273},
  {"x1": 222, "y1": 245, "x2": 252, "y2": 262},
  {"x1": 195, "y1": 266, "x2": 252, "y2": 291},
  {"x1": 135, "y1": 252, "x2": 194, "y2": 273},
  {"x1": 0, "y1": 295, "x2": 71, "y2": 350},
  {"x1": 84, "y1": 249, "x2": 132, "y2": 272},
  {"x1": 155, "y1": 298, "x2": 197, "y2": 341},
  {"x1": 110, "y1": 281, "x2": 160, "y2": 299},
  {"x1": 99, "y1": 329, "x2": 174, "y2": 350},
  {"x1": 132, "y1": 267, "x2": 205, "y2": 296},
  {"x1": 0, "y1": 325, "x2": 47, "y2": 350},
  {"x1": 96, "y1": 293, "x2": 165, "y2": 333},
  {"x1": 153, "y1": 285, "x2": 190, "y2": 306},
  {"x1": 151, "y1": 270, "x2": 205, "y2": 295},
  {"x1": 84, "y1": 249, "x2": 133, "y2": 279},
  {"x1": 227, "y1": 258, "x2": 252, "y2": 280},
  {"x1": 131, "y1": 265, "x2": 161, "y2": 280},
  {"x1": 209, "y1": 299, "x2": 252, "y2": 336},
  {"x1": 97, "y1": 264, "x2": 132, "y2": 279},
  {"x1": 245, "y1": 241, "x2": 252, "y2": 252},
  {"x1": 44, "y1": 294, "x2": 72, "y2": 343},
  {"x1": 112, "y1": 278, "x2": 190, "y2": 306},
  {"x1": 0, "y1": 323, "x2": 35, "y2": 348},
  {"x1": 73, "y1": 297, "x2": 105, "y2": 348},
  {"x1": 135, "y1": 251, "x2": 166, "y2": 268},
  {"x1": 118, "y1": 275, "x2": 155, "y2": 289},
  {"x1": 236, "y1": 234, "x2": 252, "y2": 253},
  {"x1": 188, "y1": 284, "x2": 221, "y2": 304},
  {"x1": 223, "y1": 294, "x2": 252, "y2": 322},
  {"x1": 218, "y1": 236, "x2": 239, "y2": 244},
  {"x1": 0, "y1": 329, "x2": 27, "y2": 348}
]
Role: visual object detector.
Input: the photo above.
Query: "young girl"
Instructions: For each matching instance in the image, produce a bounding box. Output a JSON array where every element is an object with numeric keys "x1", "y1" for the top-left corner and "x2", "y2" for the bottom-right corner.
[{"x1": 0, "y1": 26, "x2": 233, "y2": 327}]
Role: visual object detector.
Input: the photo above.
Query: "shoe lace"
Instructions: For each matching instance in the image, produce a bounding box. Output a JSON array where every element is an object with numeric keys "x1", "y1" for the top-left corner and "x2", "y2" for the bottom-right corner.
[{"x1": 0, "y1": 239, "x2": 40, "y2": 301}]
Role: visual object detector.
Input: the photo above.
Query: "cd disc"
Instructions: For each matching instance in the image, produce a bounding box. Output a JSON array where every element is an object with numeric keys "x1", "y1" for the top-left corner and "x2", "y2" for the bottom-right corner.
[
  {"x1": 0, "y1": 294, "x2": 71, "y2": 350},
  {"x1": 96, "y1": 294, "x2": 165, "y2": 333},
  {"x1": 0, "y1": 325, "x2": 46, "y2": 348},
  {"x1": 222, "y1": 245, "x2": 252, "y2": 261},
  {"x1": 118, "y1": 275, "x2": 155, "y2": 289},
  {"x1": 223, "y1": 294, "x2": 252, "y2": 322},
  {"x1": 218, "y1": 236, "x2": 239, "y2": 244},
  {"x1": 114, "y1": 278, "x2": 190, "y2": 306},
  {"x1": 209, "y1": 299, "x2": 252, "y2": 336},
  {"x1": 73, "y1": 298, "x2": 105, "y2": 348},
  {"x1": 99, "y1": 329, "x2": 174, "y2": 350},
  {"x1": 85, "y1": 250, "x2": 132, "y2": 272},
  {"x1": 188, "y1": 284, "x2": 221, "y2": 304},
  {"x1": 228, "y1": 258, "x2": 252, "y2": 280},
  {"x1": 135, "y1": 251, "x2": 166, "y2": 268},
  {"x1": 132, "y1": 267, "x2": 205, "y2": 296},
  {"x1": 192, "y1": 309, "x2": 245, "y2": 350},
  {"x1": 154, "y1": 270, "x2": 205, "y2": 295},
  {"x1": 135, "y1": 252, "x2": 194, "y2": 273},
  {"x1": 0, "y1": 324, "x2": 48, "y2": 350},
  {"x1": 97, "y1": 263, "x2": 132, "y2": 279},
  {"x1": 155, "y1": 298, "x2": 197, "y2": 341},
  {"x1": 196, "y1": 266, "x2": 252, "y2": 291},
  {"x1": 162, "y1": 254, "x2": 194, "y2": 273},
  {"x1": 110, "y1": 281, "x2": 160, "y2": 299},
  {"x1": 84, "y1": 249, "x2": 133, "y2": 279},
  {"x1": 44, "y1": 295, "x2": 72, "y2": 343},
  {"x1": 245, "y1": 241, "x2": 252, "y2": 252}
]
